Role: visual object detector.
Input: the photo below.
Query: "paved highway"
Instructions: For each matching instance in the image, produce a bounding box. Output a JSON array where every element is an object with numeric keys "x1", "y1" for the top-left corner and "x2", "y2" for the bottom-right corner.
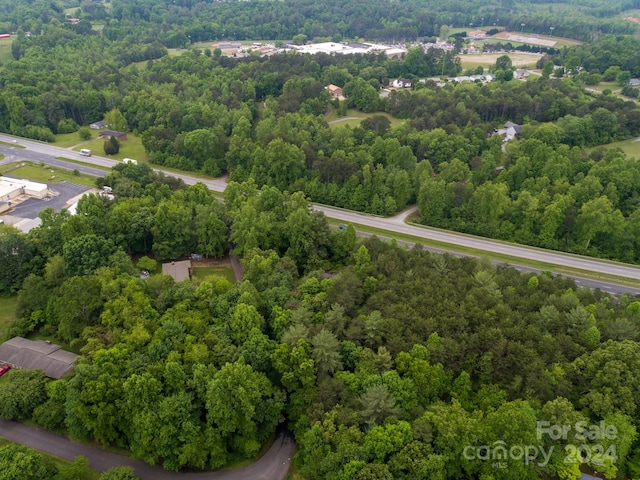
[
  {"x1": 2, "y1": 133, "x2": 640, "y2": 295},
  {"x1": 0, "y1": 419, "x2": 294, "y2": 480}
]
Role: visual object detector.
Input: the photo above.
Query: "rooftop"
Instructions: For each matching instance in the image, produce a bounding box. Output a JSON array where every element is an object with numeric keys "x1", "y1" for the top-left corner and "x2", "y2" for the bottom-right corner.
[
  {"x1": 0, "y1": 177, "x2": 48, "y2": 195},
  {"x1": 162, "y1": 259, "x2": 193, "y2": 282},
  {"x1": 98, "y1": 130, "x2": 126, "y2": 138},
  {"x1": 0, "y1": 337, "x2": 78, "y2": 379}
]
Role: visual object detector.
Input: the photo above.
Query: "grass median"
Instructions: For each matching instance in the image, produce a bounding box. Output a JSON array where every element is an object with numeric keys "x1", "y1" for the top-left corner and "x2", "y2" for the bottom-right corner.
[{"x1": 328, "y1": 219, "x2": 640, "y2": 290}]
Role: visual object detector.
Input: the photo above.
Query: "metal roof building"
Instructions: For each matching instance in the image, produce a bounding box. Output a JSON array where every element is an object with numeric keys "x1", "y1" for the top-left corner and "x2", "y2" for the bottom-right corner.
[{"x1": 0, "y1": 337, "x2": 78, "y2": 379}]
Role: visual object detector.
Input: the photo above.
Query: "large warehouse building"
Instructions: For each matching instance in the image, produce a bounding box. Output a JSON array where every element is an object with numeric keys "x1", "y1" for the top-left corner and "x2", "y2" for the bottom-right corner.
[{"x1": 0, "y1": 176, "x2": 48, "y2": 213}]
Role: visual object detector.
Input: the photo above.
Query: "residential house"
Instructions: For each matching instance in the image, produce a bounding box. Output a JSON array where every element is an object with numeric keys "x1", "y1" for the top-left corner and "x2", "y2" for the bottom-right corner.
[
  {"x1": 495, "y1": 121, "x2": 523, "y2": 142},
  {"x1": 390, "y1": 78, "x2": 411, "y2": 88},
  {"x1": 162, "y1": 260, "x2": 193, "y2": 282},
  {"x1": 98, "y1": 130, "x2": 127, "y2": 140},
  {"x1": 629, "y1": 78, "x2": 640, "y2": 87},
  {"x1": 89, "y1": 120, "x2": 106, "y2": 129},
  {"x1": 326, "y1": 84, "x2": 344, "y2": 99},
  {"x1": 514, "y1": 69, "x2": 530, "y2": 80},
  {"x1": 0, "y1": 337, "x2": 78, "y2": 379}
]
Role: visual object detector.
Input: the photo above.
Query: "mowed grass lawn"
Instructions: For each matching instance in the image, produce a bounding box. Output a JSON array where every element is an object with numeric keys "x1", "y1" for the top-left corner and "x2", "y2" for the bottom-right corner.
[
  {"x1": 0, "y1": 162, "x2": 97, "y2": 187},
  {"x1": 459, "y1": 52, "x2": 541, "y2": 70},
  {"x1": 192, "y1": 265, "x2": 237, "y2": 284},
  {"x1": 53, "y1": 131, "x2": 101, "y2": 148},
  {"x1": 596, "y1": 137, "x2": 640, "y2": 160},
  {"x1": 0, "y1": 36, "x2": 13, "y2": 65},
  {"x1": 73, "y1": 134, "x2": 147, "y2": 162},
  {"x1": 326, "y1": 108, "x2": 404, "y2": 129},
  {"x1": 0, "y1": 296, "x2": 17, "y2": 340}
]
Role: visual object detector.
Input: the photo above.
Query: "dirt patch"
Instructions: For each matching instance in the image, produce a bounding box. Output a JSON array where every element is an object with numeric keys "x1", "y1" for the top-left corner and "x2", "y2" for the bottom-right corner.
[{"x1": 625, "y1": 16, "x2": 640, "y2": 24}]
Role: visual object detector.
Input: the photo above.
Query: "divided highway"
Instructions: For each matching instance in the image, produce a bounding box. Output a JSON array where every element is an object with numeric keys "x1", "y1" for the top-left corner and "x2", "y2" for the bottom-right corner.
[{"x1": 2, "y1": 133, "x2": 640, "y2": 295}]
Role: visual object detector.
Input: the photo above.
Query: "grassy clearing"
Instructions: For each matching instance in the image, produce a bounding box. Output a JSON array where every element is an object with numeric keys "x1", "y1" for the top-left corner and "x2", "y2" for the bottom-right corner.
[
  {"x1": 459, "y1": 52, "x2": 541, "y2": 70},
  {"x1": 53, "y1": 131, "x2": 96, "y2": 148},
  {"x1": 326, "y1": 108, "x2": 404, "y2": 129},
  {"x1": 0, "y1": 438, "x2": 100, "y2": 479},
  {"x1": 327, "y1": 219, "x2": 640, "y2": 289},
  {"x1": 593, "y1": 137, "x2": 640, "y2": 160},
  {"x1": 0, "y1": 162, "x2": 97, "y2": 187},
  {"x1": 74, "y1": 134, "x2": 146, "y2": 162},
  {"x1": 0, "y1": 36, "x2": 12, "y2": 66},
  {"x1": 192, "y1": 265, "x2": 237, "y2": 284},
  {"x1": 0, "y1": 296, "x2": 17, "y2": 340},
  {"x1": 490, "y1": 30, "x2": 582, "y2": 48},
  {"x1": 586, "y1": 82, "x2": 619, "y2": 92}
]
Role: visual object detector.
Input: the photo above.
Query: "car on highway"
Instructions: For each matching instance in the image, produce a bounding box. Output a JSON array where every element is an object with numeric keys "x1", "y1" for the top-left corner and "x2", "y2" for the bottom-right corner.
[{"x1": 0, "y1": 365, "x2": 11, "y2": 377}]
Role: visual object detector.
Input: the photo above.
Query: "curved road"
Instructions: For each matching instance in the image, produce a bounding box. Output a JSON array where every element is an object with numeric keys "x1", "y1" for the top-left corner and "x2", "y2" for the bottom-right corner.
[
  {"x1": 0, "y1": 419, "x2": 294, "y2": 480},
  {"x1": 2, "y1": 133, "x2": 640, "y2": 294}
]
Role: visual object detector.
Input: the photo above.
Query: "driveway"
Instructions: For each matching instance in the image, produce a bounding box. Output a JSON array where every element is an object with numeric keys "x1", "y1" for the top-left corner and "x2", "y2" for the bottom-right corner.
[{"x1": 0, "y1": 420, "x2": 294, "y2": 480}]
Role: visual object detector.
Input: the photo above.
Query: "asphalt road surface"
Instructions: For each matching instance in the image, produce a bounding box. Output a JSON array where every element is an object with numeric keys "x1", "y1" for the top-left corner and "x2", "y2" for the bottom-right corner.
[
  {"x1": 2, "y1": 133, "x2": 640, "y2": 295},
  {"x1": 0, "y1": 419, "x2": 294, "y2": 480}
]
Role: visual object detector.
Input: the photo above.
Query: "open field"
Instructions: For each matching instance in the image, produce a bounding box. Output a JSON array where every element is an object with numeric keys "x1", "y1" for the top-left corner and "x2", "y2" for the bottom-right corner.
[
  {"x1": 490, "y1": 30, "x2": 582, "y2": 48},
  {"x1": 459, "y1": 52, "x2": 541, "y2": 70},
  {"x1": 53, "y1": 131, "x2": 99, "y2": 148},
  {"x1": 0, "y1": 162, "x2": 97, "y2": 187},
  {"x1": 325, "y1": 108, "x2": 404, "y2": 129},
  {"x1": 0, "y1": 296, "x2": 17, "y2": 340},
  {"x1": 74, "y1": 134, "x2": 147, "y2": 162},
  {"x1": 595, "y1": 137, "x2": 640, "y2": 160},
  {"x1": 0, "y1": 36, "x2": 12, "y2": 65}
]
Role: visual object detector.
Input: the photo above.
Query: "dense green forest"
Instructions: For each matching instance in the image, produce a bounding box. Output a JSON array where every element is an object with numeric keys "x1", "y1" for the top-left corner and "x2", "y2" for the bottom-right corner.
[
  {"x1": 1, "y1": 167, "x2": 640, "y2": 479},
  {"x1": 0, "y1": 0, "x2": 636, "y2": 44},
  {"x1": 2, "y1": 3, "x2": 640, "y2": 476},
  {"x1": 2, "y1": 0, "x2": 640, "y2": 264}
]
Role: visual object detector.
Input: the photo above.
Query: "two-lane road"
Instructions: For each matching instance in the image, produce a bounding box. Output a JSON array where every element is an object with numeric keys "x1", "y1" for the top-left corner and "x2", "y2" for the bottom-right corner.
[
  {"x1": 0, "y1": 419, "x2": 294, "y2": 480},
  {"x1": 2, "y1": 133, "x2": 640, "y2": 294}
]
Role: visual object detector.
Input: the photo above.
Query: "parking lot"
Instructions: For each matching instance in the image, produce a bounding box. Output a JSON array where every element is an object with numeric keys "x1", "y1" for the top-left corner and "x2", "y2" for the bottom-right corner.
[{"x1": 9, "y1": 181, "x2": 91, "y2": 219}]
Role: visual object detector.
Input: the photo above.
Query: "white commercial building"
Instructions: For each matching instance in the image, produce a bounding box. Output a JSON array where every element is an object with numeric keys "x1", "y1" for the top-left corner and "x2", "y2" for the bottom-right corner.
[{"x1": 291, "y1": 42, "x2": 407, "y2": 58}]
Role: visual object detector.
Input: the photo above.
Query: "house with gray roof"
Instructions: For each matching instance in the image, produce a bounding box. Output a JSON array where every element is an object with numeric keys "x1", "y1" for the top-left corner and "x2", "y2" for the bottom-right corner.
[{"x1": 0, "y1": 337, "x2": 78, "y2": 379}]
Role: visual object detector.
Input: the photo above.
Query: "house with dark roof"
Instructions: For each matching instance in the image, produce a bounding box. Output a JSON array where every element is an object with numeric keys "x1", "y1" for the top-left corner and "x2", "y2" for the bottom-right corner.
[
  {"x1": 89, "y1": 120, "x2": 107, "y2": 129},
  {"x1": 0, "y1": 337, "x2": 78, "y2": 379},
  {"x1": 98, "y1": 130, "x2": 127, "y2": 140}
]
